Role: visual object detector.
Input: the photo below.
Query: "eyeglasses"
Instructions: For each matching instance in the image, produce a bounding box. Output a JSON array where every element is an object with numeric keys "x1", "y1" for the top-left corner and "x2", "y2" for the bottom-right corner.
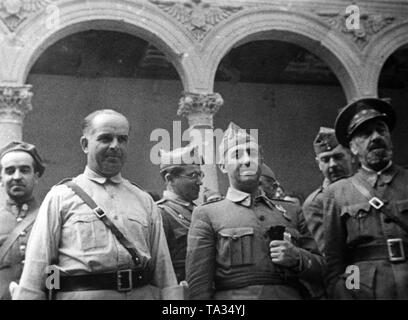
[{"x1": 178, "y1": 171, "x2": 205, "y2": 180}]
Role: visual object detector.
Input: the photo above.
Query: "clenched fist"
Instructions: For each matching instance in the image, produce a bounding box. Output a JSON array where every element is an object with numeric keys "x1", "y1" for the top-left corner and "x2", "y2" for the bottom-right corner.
[{"x1": 269, "y1": 239, "x2": 301, "y2": 268}]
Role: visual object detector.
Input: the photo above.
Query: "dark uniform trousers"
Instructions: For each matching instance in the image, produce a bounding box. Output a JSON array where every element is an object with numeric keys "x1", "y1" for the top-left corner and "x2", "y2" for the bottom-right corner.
[
  {"x1": 157, "y1": 198, "x2": 193, "y2": 283},
  {"x1": 323, "y1": 164, "x2": 408, "y2": 299},
  {"x1": 186, "y1": 193, "x2": 325, "y2": 300}
]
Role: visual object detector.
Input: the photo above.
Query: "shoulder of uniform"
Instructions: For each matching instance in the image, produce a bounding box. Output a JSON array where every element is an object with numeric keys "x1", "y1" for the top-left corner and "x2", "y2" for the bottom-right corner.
[
  {"x1": 56, "y1": 178, "x2": 73, "y2": 186},
  {"x1": 129, "y1": 181, "x2": 145, "y2": 191},
  {"x1": 201, "y1": 196, "x2": 225, "y2": 206}
]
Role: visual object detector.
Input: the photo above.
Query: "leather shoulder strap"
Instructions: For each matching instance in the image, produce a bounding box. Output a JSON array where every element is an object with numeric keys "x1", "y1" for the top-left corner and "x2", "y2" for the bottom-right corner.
[
  {"x1": 351, "y1": 175, "x2": 408, "y2": 235},
  {"x1": 0, "y1": 212, "x2": 37, "y2": 263},
  {"x1": 64, "y1": 180, "x2": 143, "y2": 266}
]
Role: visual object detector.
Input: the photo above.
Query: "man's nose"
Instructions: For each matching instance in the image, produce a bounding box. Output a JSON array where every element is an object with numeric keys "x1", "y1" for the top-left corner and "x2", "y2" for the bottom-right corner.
[
  {"x1": 328, "y1": 157, "x2": 337, "y2": 167},
  {"x1": 109, "y1": 138, "x2": 119, "y2": 149},
  {"x1": 370, "y1": 129, "x2": 382, "y2": 141},
  {"x1": 12, "y1": 170, "x2": 22, "y2": 179},
  {"x1": 241, "y1": 152, "x2": 251, "y2": 166}
]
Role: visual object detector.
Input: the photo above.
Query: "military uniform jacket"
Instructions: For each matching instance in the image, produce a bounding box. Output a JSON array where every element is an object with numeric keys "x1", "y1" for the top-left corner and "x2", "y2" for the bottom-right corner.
[
  {"x1": 303, "y1": 179, "x2": 330, "y2": 253},
  {"x1": 0, "y1": 199, "x2": 38, "y2": 300},
  {"x1": 157, "y1": 191, "x2": 195, "y2": 282},
  {"x1": 323, "y1": 164, "x2": 408, "y2": 299},
  {"x1": 186, "y1": 187, "x2": 325, "y2": 300}
]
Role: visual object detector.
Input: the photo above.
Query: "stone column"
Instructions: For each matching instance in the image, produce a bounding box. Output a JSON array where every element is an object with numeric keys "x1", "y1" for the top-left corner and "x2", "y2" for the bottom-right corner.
[
  {"x1": 177, "y1": 92, "x2": 223, "y2": 201},
  {"x1": 0, "y1": 85, "x2": 33, "y2": 147},
  {"x1": 0, "y1": 85, "x2": 33, "y2": 206}
]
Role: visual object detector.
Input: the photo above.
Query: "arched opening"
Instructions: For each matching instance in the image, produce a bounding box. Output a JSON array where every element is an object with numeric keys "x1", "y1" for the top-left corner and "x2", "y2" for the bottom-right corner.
[
  {"x1": 24, "y1": 30, "x2": 184, "y2": 198},
  {"x1": 378, "y1": 44, "x2": 408, "y2": 167},
  {"x1": 213, "y1": 40, "x2": 347, "y2": 199}
]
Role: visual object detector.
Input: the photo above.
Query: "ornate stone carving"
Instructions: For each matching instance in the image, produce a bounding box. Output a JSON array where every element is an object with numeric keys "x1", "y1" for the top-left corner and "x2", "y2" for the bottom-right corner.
[
  {"x1": 0, "y1": 85, "x2": 33, "y2": 122},
  {"x1": 150, "y1": 0, "x2": 243, "y2": 41},
  {"x1": 317, "y1": 11, "x2": 395, "y2": 50},
  {"x1": 0, "y1": 0, "x2": 53, "y2": 31},
  {"x1": 178, "y1": 91, "x2": 223, "y2": 118}
]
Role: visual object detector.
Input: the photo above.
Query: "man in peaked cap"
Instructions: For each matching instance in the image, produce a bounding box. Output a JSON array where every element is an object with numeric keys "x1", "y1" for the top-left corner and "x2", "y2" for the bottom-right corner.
[
  {"x1": 157, "y1": 145, "x2": 203, "y2": 283},
  {"x1": 302, "y1": 127, "x2": 355, "y2": 253},
  {"x1": 0, "y1": 141, "x2": 45, "y2": 299},
  {"x1": 186, "y1": 122, "x2": 325, "y2": 300},
  {"x1": 323, "y1": 98, "x2": 408, "y2": 299}
]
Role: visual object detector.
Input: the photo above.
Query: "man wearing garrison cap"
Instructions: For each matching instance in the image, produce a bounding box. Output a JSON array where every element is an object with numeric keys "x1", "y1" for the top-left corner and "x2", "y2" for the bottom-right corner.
[
  {"x1": 259, "y1": 163, "x2": 281, "y2": 200},
  {"x1": 157, "y1": 145, "x2": 203, "y2": 283},
  {"x1": 323, "y1": 98, "x2": 408, "y2": 299},
  {"x1": 0, "y1": 141, "x2": 45, "y2": 299},
  {"x1": 302, "y1": 127, "x2": 355, "y2": 253},
  {"x1": 186, "y1": 122, "x2": 325, "y2": 300}
]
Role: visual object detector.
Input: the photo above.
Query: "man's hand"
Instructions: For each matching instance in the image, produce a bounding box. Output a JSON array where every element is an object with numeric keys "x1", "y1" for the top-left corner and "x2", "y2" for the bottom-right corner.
[{"x1": 269, "y1": 239, "x2": 301, "y2": 268}]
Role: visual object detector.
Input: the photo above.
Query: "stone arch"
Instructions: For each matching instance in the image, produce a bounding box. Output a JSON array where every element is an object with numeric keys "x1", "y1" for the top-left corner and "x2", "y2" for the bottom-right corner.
[
  {"x1": 200, "y1": 8, "x2": 363, "y2": 101},
  {"x1": 364, "y1": 20, "x2": 408, "y2": 96},
  {"x1": 6, "y1": 0, "x2": 201, "y2": 91}
]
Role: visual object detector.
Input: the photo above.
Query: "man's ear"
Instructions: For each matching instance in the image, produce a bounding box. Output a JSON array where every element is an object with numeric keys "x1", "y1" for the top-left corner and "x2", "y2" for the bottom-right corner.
[
  {"x1": 80, "y1": 136, "x2": 88, "y2": 154},
  {"x1": 349, "y1": 140, "x2": 358, "y2": 156},
  {"x1": 219, "y1": 163, "x2": 227, "y2": 174},
  {"x1": 33, "y1": 171, "x2": 40, "y2": 186},
  {"x1": 164, "y1": 173, "x2": 172, "y2": 183}
]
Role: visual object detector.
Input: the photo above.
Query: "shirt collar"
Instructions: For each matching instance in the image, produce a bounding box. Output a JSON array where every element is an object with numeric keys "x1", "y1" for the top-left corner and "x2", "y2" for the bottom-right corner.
[
  {"x1": 322, "y1": 178, "x2": 331, "y2": 189},
  {"x1": 226, "y1": 187, "x2": 253, "y2": 207},
  {"x1": 6, "y1": 197, "x2": 37, "y2": 216},
  {"x1": 360, "y1": 161, "x2": 397, "y2": 187},
  {"x1": 163, "y1": 190, "x2": 196, "y2": 209},
  {"x1": 84, "y1": 166, "x2": 123, "y2": 185}
]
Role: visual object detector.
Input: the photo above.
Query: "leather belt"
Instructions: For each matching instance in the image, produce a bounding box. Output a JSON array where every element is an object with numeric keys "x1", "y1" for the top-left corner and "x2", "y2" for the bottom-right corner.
[
  {"x1": 58, "y1": 269, "x2": 151, "y2": 293},
  {"x1": 350, "y1": 241, "x2": 408, "y2": 263}
]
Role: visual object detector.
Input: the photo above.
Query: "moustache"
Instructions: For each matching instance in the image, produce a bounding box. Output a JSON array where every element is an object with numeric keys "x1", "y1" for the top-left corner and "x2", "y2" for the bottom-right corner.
[{"x1": 368, "y1": 140, "x2": 387, "y2": 152}]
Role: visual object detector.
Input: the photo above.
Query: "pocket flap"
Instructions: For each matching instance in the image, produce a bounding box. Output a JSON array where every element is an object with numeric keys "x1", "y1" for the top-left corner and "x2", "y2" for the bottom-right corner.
[
  {"x1": 70, "y1": 214, "x2": 98, "y2": 223},
  {"x1": 358, "y1": 263, "x2": 377, "y2": 289},
  {"x1": 219, "y1": 227, "x2": 254, "y2": 239},
  {"x1": 396, "y1": 199, "x2": 408, "y2": 214},
  {"x1": 341, "y1": 202, "x2": 371, "y2": 218}
]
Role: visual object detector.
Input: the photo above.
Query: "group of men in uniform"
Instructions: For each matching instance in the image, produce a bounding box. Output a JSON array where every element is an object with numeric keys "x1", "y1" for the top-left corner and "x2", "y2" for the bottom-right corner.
[{"x1": 0, "y1": 97, "x2": 407, "y2": 300}]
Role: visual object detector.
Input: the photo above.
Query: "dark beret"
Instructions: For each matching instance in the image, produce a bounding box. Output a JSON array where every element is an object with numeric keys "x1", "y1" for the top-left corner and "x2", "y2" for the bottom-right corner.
[{"x1": 0, "y1": 141, "x2": 45, "y2": 177}]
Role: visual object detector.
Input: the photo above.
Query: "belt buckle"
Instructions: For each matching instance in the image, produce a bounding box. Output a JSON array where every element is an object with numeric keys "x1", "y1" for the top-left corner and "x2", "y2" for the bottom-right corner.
[
  {"x1": 369, "y1": 197, "x2": 384, "y2": 210},
  {"x1": 93, "y1": 207, "x2": 106, "y2": 219},
  {"x1": 117, "y1": 269, "x2": 133, "y2": 292},
  {"x1": 387, "y1": 238, "x2": 406, "y2": 262}
]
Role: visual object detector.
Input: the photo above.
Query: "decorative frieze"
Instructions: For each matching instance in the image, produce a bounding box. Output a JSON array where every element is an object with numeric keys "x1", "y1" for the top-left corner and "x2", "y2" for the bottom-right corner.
[
  {"x1": 0, "y1": 0, "x2": 53, "y2": 31},
  {"x1": 149, "y1": 0, "x2": 243, "y2": 42},
  {"x1": 317, "y1": 11, "x2": 396, "y2": 50}
]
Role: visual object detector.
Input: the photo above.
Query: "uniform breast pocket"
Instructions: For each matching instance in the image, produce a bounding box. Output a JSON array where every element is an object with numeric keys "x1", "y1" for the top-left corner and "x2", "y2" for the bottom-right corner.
[
  {"x1": 341, "y1": 202, "x2": 379, "y2": 244},
  {"x1": 71, "y1": 214, "x2": 110, "y2": 251},
  {"x1": 126, "y1": 214, "x2": 149, "y2": 244},
  {"x1": 217, "y1": 227, "x2": 254, "y2": 268}
]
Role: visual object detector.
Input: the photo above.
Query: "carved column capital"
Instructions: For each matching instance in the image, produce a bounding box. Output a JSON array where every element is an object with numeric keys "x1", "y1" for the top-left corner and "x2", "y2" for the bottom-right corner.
[
  {"x1": 0, "y1": 85, "x2": 33, "y2": 124},
  {"x1": 177, "y1": 91, "x2": 223, "y2": 127}
]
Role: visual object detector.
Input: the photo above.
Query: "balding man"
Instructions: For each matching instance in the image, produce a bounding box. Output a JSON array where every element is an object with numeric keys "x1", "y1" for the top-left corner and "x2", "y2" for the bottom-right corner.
[{"x1": 13, "y1": 109, "x2": 181, "y2": 300}]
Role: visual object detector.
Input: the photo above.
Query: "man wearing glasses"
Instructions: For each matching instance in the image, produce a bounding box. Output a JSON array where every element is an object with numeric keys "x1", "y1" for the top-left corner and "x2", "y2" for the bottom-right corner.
[{"x1": 157, "y1": 146, "x2": 203, "y2": 283}]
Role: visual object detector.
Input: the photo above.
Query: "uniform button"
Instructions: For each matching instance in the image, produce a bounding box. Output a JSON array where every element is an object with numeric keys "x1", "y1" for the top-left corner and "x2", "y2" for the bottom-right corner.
[
  {"x1": 19, "y1": 245, "x2": 26, "y2": 254},
  {"x1": 21, "y1": 260, "x2": 25, "y2": 265},
  {"x1": 20, "y1": 231, "x2": 27, "y2": 236},
  {"x1": 231, "y1": 235, "x2": 238, "y2": 240},
  {"x1": 16, "y1": 217, "x2": 23, "y2": 223},
  {"x1": 259, "y1": 215, "x2": 265, "y2": 221},
  {"x1": 384, "y1": 217, "x2": 392, "y2": 223},
  {"x1": 113, "y1": 215, "x2": 118, "y2": 220}
]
